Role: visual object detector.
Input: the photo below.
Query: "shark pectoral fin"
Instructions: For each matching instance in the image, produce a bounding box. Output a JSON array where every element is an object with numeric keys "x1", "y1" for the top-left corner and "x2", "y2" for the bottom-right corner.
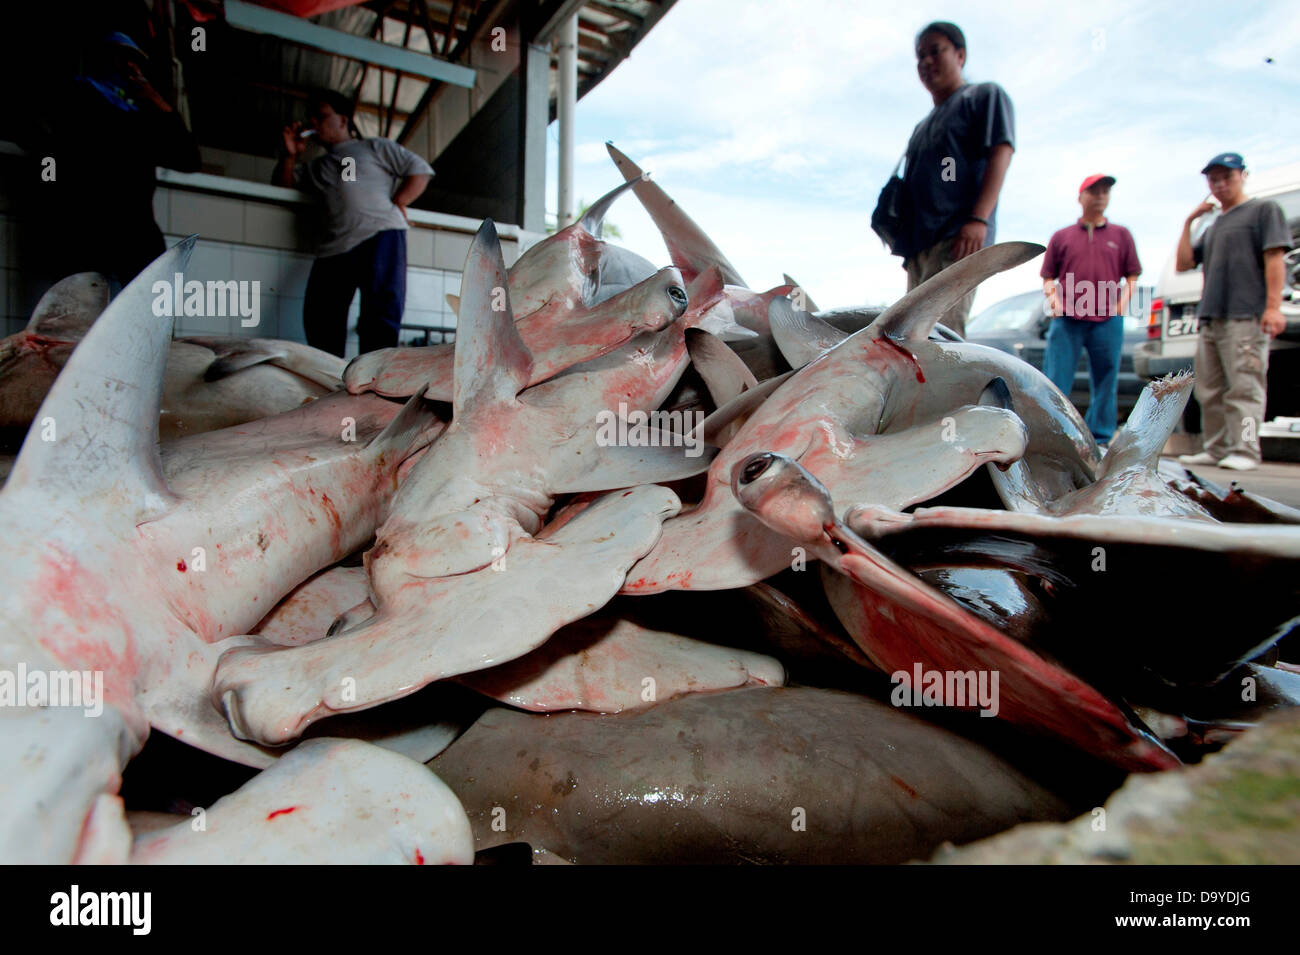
[
  {"x1": 257, "y1": 341, "x2": 346, "y2": 390},
  {"x1": 551, "y1": 431, "x2": 719, "y2": 493},
  {"x1": 452, "y1": 220, "x2": 534, "y2": 416},
  {"x1": 1098, "y1": 370, "x2": 1194, "y2": 479},
  {"x1": 365, "y1": 385, "x2": 442, "y2": 460},
  {"x1": 686, "y1": 328, "x2": 757, "y2": 408},
  {"x1": 687, "y1": 268, "x2": 755, "y2": 341},
  {"x1": 872, "y1": 241, "x2": 1045, "y2": 342},
  {"x1": 697, "y1": 370, "x2": 793, "y2": 446},
  {"x1": 769, "y1": 296, "x2": 848, "y2": 367},
  {"x1": 445, "y1": 293, "x2": 460, "y2": 315},
  {"x1": 196, "y1": 340, "x2": 290, "y2": 382},
  {"x1": 25, "y1": 272, "x2": 109, "y2": 340},
  {"x1": 578, "y1": 173, "x2": 648, "y2": 238},
  {"x1": 5, "y1": 238, "x2": 195, "y2": 521},
  {"x1": 605, "y1": 142, "x2": 747, "y2": 287}
]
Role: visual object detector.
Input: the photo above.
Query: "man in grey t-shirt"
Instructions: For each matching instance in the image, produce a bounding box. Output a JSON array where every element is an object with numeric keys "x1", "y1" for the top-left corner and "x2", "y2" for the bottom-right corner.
[
  {"x1": 1175, "y1": 152, "x2": 1292, "y2": 471},
  {"x1": 274, "y1": 90, "x2": 433, "y2": 357}
]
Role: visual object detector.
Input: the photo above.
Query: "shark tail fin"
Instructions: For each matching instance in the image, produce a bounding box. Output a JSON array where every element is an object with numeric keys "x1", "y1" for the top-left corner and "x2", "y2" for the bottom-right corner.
[
  {"x1": 5, "y1": 238, "x2": 197, "y2": 522},
  {"x1": 1099, "y1": 371, "x2": 1194, "y2": 478},
  {"x1": 605, "y1": 141, "x2": 747, "y2": 288},
  {"x1": 452, "y1": 220, "x2": 534, "y2": 417}
]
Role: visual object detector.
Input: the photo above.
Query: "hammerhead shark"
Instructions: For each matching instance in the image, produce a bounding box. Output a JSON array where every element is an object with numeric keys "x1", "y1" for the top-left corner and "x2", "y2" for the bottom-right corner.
[
  {"x1": 212, "y1": 221, "x2": 715, "y2": 745},
  {"x1": 0, "y1": 272, "x2": 347, "y2": 445},
  {"x1": 729, "y1": 449, "x2": 1182, "y2": 773},
  {"x1": 0, "y1": 238, "x2": 445, "y2": 862},
  {"x1": 622, "y1": 240, "x2": 1082, "y2": 594}
]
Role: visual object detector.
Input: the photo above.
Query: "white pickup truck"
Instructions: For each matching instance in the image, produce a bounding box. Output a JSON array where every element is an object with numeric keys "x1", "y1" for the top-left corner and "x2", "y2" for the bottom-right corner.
[{"x1": 1134, "y1": 162, "x2": 1300, "y2": 456}]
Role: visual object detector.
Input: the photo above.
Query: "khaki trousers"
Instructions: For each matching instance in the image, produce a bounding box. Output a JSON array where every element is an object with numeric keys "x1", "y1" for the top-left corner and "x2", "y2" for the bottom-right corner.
[
  {"x1": 905, "y1": 237, "x2": 977, "y2": 339},
  {"x1": 1194, "y1": 317, "x2": 1269, "y2": 462}
]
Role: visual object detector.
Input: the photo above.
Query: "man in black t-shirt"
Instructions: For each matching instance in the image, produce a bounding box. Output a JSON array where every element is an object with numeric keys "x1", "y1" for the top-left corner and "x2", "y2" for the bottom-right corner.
[
  {"x1": 894, "y1": 22, "x2": 1015, "y2": 338},
  {"x1": 1175, "y1": 152, "x2": 1292, "y2": 472}
]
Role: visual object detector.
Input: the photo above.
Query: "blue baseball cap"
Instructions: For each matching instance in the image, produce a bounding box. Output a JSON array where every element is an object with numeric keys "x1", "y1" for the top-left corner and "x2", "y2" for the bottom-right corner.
[
  {"x1": 1201, "y1": 152, "x2": 1245, "y2": 174},
  {"x1": 103, "y1": 31, "x2": 147, "y2": 59}
]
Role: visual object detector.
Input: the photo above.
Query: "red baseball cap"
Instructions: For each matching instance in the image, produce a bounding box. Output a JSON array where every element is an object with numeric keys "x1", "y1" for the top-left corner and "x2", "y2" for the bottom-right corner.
[{"x1": 1079, "y1": 174, "x2": 1116, "y2": 194}]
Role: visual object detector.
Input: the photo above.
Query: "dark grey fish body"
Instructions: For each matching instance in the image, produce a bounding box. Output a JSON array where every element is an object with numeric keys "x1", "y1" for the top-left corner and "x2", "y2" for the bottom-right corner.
[{"x1": 431, "y1": 686, "x2": 1069, "y2": 864}]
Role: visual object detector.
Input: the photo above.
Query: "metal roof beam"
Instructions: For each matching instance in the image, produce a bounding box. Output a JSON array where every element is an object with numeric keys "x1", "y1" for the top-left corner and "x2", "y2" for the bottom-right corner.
[{"x1": 224, "y1": 0, "x2": 476, "y2": 88}]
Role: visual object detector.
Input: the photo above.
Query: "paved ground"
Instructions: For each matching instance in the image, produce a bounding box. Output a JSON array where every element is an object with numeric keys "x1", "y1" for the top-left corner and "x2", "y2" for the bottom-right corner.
[{"x1": 1161, "y1": 456, "x2": 1300, "y2": 509}]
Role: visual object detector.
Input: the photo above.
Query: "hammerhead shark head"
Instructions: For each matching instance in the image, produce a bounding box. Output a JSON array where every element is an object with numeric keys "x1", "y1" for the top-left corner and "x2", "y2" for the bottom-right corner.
[
  {"x1": 729, "y1": 449, "x2": 1182, "y2": 773},
  {"x1": 623, "y1": 240, "x2": 1082, "y2": 594},
  {"x1": 0, "y1": 238, "x2": 443, "y2": 862},
  {"x1": 212, "y1": 221, "x2": 715, "y2": 746}
]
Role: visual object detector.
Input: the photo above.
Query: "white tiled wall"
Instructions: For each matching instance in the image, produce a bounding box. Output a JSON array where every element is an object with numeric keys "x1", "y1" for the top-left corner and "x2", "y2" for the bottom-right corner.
[
  {"x1": 3, "y1": 178, "x2": 530, "y2": 356},
  {"x1": 160, "y1": 234, "x2": 461, "y2": 358}
]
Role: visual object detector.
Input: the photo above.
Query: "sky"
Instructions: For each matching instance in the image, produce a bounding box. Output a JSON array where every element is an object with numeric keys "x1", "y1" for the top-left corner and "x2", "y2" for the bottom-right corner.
[{"x1": 544, "y1": 0, "x2": 1300, "y2": 316}]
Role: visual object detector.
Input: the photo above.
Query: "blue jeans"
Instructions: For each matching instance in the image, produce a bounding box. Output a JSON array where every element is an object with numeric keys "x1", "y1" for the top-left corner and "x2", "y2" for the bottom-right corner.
[
  {"x1": 1042, "y1": 315, "x2": 1123, "y2": 443},
  {"x1": 304, "y1": 229, "x2": 407, "y2": 357}
]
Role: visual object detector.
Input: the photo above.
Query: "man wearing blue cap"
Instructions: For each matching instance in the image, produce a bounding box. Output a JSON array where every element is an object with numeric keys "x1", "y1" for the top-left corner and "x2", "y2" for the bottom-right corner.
[
  {"x1": 1176, "y1": 153, "x2": 1292, "y2": 471},
  {"x1": 36, "y1": 31, "x2": 199, "y2": 288}
]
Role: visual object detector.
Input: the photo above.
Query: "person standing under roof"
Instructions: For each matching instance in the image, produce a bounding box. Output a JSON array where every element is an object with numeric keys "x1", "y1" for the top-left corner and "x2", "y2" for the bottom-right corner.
[
  {"x1": 1041, "y1": 174, "x2": 1142, "y2": 448},
  {"x1": 1176, "y1": 152, "x2": 1292, "y2": 472},
  {"x1": 274, "y1": 90, "x2": 433, "y2": 357},
  {"x1": 37, "y1": 31, "x2": 200, "y2": 289},
  {"x1": 892, "y1": 21, "x2": 1015, "y2": 338}
]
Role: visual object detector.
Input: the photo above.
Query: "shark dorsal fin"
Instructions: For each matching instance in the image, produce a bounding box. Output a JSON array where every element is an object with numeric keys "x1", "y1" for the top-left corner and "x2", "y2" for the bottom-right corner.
[
  {"x1": 871, "y1": 241, "x2": 1044, "y2": 342},
  {"x1": 605, "y1": 141, "x2": 746, "y2": 288},
  {"x1": 782, "y1": 274, "x2": 820, "y2": 313},
  {"x1": 578, "y1": 173, "x2": 647, "y2": 239},
  {"x1": 769, "y1": 296, "x2": 848, "y2": 367},
  {"x1": 5, "y1": 239, "x2": 196, "y2": 521},
  {"x1": 453, "y1": 220, "x2": 534, "y2": 416},
  {"x1": 25, "y1": 272, "x2": 110, "y2": 341},
  {"x1": 1098, "y1": 371, "x2": 1194, "y2": 478}
]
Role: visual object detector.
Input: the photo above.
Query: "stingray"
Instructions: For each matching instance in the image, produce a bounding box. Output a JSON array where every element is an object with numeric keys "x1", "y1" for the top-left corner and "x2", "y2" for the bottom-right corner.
[
  {"x1": 729, "y1": 449, "x2": 1181, "y2": 772},
  {"x1": 0, "y1": 239, "x2": 443, "y2": 862},
  {"x1": 623, "y1": 240, "x2": 1077, "y2": 595},
  {"x1": 430, "y1": 686, "x2": 1069, "y2": 864},
  {"x1": 0, "y1": 272, "x2": 346, "y2": 447},
  {"x1": 212, "y1": 220, "x2": 713, "y2": 745}
]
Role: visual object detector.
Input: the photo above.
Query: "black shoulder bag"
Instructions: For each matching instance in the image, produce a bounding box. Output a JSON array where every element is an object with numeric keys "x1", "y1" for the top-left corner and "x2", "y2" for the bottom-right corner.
[{"x1": 871, "y1": 154, "x2": 908, "y2": 254}]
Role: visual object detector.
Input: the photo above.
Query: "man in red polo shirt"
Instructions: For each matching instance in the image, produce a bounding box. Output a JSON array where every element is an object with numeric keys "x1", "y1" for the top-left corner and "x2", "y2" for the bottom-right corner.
[{"x1": 1040, "y1": 174, "x2": 1142, "y2": 447}]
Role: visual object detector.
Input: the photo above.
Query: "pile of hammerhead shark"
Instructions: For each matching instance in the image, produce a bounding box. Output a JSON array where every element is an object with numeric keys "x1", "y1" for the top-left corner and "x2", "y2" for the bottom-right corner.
[{"x1": 2, "y1": 144, "x2": 1298, "y2": 865}]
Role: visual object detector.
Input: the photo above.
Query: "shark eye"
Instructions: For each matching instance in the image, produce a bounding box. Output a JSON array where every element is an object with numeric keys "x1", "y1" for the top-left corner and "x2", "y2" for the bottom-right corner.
[
  {"x1": 740, "y1": 455, "x2": 771, "y2": 484},
  {"x1": 827, "y1": 533, "x2": 849, "y2": 554},
  {"x1": 667, "y1": 285, "x2": 688, "y2": 313}
]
